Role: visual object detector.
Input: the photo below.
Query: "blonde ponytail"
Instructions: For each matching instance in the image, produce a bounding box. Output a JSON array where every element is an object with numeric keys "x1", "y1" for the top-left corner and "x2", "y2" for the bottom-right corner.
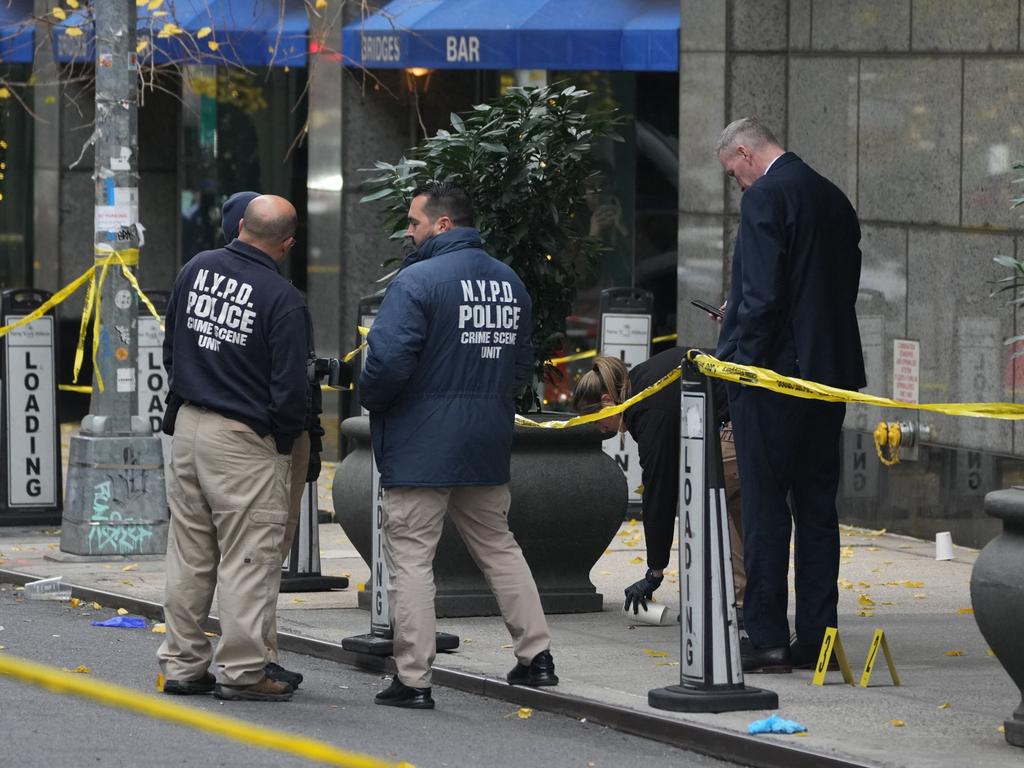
[{"x1": 571, "y1": 356, "x2": 631, "y2": 413}]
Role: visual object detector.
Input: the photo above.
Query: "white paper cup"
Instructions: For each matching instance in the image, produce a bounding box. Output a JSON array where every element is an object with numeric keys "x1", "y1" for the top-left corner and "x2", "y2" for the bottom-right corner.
[
  {"x1": 627, "y1": 602, "x2": 670, "y2": 626},
  {"x1": 936, "y1": 531, "x2": 954, "y2": 561}
]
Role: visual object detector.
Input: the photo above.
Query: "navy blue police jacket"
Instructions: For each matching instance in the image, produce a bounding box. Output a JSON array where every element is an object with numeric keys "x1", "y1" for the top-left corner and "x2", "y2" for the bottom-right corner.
[
  {"x1": 163, "y1": 239, "x2": 310, "y2": 454},
  {"x1": 359, "y1": 227, "x2": 533, "y2": 487}
]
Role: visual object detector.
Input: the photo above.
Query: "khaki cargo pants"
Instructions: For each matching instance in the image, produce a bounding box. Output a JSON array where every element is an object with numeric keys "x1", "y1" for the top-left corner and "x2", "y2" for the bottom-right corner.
[
  {"x1": 157, "y1": 405, "x2": 292, "y2": 686},
  {"x1": 384, "y1": 484, "x2": 551, "y2": 689},
  {"x1": 721, "y1": 424, "x2": 746, "y2": 605},
  {"x1": 264, "y1": 431, "x2": 310, "y2": 663}
]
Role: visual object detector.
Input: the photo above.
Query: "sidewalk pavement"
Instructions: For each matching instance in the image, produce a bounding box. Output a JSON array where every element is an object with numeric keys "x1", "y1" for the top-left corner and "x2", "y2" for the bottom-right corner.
[{"x1": 0, "y1": 461, "x2": 1018, "y2": 768}]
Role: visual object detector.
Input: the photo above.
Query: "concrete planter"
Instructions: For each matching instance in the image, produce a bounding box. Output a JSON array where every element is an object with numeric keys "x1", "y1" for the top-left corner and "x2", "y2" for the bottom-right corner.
[
  {"x1": 333, "y1": 415, "x2": 625, "y2": 617},
  {"x1": 970, "y1": 487, "x2": 1024, "y2": 747}
]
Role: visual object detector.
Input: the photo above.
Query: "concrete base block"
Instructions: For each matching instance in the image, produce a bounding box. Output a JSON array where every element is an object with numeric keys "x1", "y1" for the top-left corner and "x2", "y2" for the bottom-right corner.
[{"x1": 60, "y1": 434, "x2": 168, "y2": 556}]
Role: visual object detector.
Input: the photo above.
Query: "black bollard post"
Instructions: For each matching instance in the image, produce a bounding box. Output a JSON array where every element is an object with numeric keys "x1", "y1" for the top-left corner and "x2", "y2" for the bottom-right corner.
[
  {"x1": 648, "y1": 361, "x2": 777, "y2": 713},
  {"x1": 280, "y1": 480, "x2": 349, "y2": 593}
]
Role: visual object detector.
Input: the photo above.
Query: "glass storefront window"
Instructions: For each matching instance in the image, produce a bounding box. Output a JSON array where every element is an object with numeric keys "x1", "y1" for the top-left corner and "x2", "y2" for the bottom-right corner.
[
  {"x1": 179, "y1": 65, "x2": 308, "y2": 287},
  {"x1": 0, "y1": 65, "x2": 32, "y2": 289}
]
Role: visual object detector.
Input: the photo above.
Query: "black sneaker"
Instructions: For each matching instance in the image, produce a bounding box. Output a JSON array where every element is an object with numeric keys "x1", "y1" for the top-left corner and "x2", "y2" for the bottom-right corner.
[
  {"x1": 163, "y1": 671, "x2": 215, "y2": 695},
  {"x1": 374, "y1": 677, "x2": 435, "y2": 709},
  {"x1": 265, "y1": 662, "x2": 303, "y2": 690},
  {"x1": 507, "y1": 650, "x2": 559, "y2": 687}
]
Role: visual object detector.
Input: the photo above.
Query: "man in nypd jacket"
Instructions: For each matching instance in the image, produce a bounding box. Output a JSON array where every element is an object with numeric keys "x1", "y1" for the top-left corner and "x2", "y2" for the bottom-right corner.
[{"x1": 359, "y1": 182, "x2": 557, "y2": 710}]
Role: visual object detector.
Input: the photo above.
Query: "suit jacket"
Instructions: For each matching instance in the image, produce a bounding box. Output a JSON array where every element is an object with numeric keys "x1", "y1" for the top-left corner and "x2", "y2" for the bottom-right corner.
[{"x1": 716, "y1": 152, "x2": 867, "y2": 391}]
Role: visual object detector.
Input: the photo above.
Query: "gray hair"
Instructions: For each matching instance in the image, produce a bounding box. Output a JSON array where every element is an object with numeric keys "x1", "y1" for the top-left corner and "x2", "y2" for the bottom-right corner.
[{"x1": 716, "y1": 117, "x2": 781, "y2": 154}]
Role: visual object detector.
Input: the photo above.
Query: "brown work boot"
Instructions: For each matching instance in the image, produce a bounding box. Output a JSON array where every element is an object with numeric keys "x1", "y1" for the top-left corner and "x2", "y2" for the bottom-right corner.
[{"x1": 214, "y1": 675, "x2": 293, "y2": 702}]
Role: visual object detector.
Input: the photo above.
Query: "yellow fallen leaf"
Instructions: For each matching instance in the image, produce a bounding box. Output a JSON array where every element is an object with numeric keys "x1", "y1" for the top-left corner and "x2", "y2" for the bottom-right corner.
[
  {"x1": 500, "y1": 644, "x2": 513, "y2": 649},
  {"x1": 655, "y1": 661, "x2": 679, "y2": 667},
  {"x1": 207, "y1": 40, "x2": 219, "y2": 52},
  {"x1": 624, "y1": 541, "x2": 638, "y2": 547},
  {"x1": 356, "y1": 582, "x2": 365, "y2": 592},
  {"x1": 116, "y1": 608, "x2": 128, "y2": 616},
  {"x1": 90, "y1": 601, "x2": 102, "y2": 609},
  {"x1": 945, "y1": 650, "x2": 965, "y2": 657},
  {"x1": 629, "y1": 557, "x2": 643, "y2": 565},
  {"x1": 998, "y1": 725, "x2": 1006, "y2": 734},
  {"x1": 838, "y1": 578, "x2": 854, "y2": 590},
  {"x1": 865, "y1": 546, "x2": 879, "y2": 552},
  {"x1": 64, "y1": 26, "x2": 83, "y2": 37},
  {"x1": 599, "y1": 571, "x2": 613, "y2": 576},
  {"x1": 516, "y1": 707, "x2": 533, "y2": 719},
  {"x1": 913, "y1": 593, "x2": 927, "y2": 599},
  {"x1": 70, "y1": 598, "x2": 81, "y2": 608},
  {"x1": 794, "y1": 732, "x2": 808, "y2": 737},
  {"x1": 643, "y1": 649, "x2": 668, "y2": 658},
  {"x1": 151, "y1": 623, "x2": 166, "y2": 634},
  {"x1": 938, "y1": 702, "x2": 951, "y2": 710},
  {"x1": 627, "y1": 519, "x2": 639, "y2": 526},
  {"x1": 67, "y1": 665, "x2": 91, "y2": 674},
  {"x1": 197, "y1": 26, "x2": 212, "y2": 38},
  {"x1": 0, "y1": 645, "x2": 5, "y2": 651},
  {"x1": 987, "y1": 648, "x2": 996, "y2": 657},
  {"x1": 858, "y1": 610, "x2": 874, "y2": 617},
  {"x1": 52, "y1": 7, "x2": 66, "y2": 20},
  {"x1": 858, "y1": 594, "x2": 874, "y2": 606},
  {"x1": 291, "y1": 598, "x2": 306, "y2": 603},
  {"x1": 956, "y1": 607, "x2": 973, "y2": 615},
  {"x1": 463, "y1": 638, "x2": 472, "y2": 644},
  {"x1": 119, "y1": 580, "x2": 134, "y2": 586},
  {"x1": 890, "y1": 719, "x2": 905, "y2": 727},
  {"x1": 900, "y1": 581, "x2": 925, "y2": 588},
  {"x1": 121, "y1": 564, "x2": 138, "y2": 572},
  {"x1": 879, "y1": 601, "x2": 895, "y2": 606}
]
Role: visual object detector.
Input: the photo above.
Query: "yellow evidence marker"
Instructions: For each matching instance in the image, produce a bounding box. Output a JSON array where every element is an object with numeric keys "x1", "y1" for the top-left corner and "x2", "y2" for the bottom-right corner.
[
  {"x1": 859, "y1": 628, "x2": 901, "y2": 688},
  {"x1": 811, "y1": 626, "x2": 855, "y2": 686}
]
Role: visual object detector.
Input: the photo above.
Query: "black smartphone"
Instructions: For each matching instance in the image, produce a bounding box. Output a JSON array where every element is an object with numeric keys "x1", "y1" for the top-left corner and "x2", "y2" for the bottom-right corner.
[{"x1": 690, "y1": 299, "x2": 724, "y2": 319}]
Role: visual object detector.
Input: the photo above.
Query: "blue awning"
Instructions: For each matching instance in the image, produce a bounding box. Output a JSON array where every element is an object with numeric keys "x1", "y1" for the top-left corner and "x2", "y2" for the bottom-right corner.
[
  {"x1": 342, "y1": 0, "x2": 679, "y2": 72},
  {"x1": 52, "y1": 0, "x2": 308, "y2": 67},
  {"x1": 0, "y1": 0, "x2": 34, "y2": 65}
]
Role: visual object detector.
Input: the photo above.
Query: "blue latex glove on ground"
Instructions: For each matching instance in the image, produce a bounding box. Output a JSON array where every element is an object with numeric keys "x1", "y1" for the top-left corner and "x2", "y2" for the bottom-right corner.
[
  {"x1": 747, "y1": 713, "x2": 807, "y2": 735},
  {"x1": 91, "y1": 616, "x2": 146, "y2": 629}
]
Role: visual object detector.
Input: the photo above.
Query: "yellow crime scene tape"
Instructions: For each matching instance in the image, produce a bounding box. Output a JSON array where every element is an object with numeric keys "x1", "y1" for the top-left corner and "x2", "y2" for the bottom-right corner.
[
  {"x1": 0, "y1": 653, "x2": 413, "y2": 768},
  {"x1": 0, "y1": 248, "x2": 163, "y2": 396},
  {"x1": 688, "y1": 350, "x2": 1024, "y2": 420}
]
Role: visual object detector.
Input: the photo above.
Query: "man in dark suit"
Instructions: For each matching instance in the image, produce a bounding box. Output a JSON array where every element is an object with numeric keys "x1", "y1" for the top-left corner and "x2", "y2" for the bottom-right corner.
[{"x1": 715, "y1": 117, "x2": 866, "y2": 673}]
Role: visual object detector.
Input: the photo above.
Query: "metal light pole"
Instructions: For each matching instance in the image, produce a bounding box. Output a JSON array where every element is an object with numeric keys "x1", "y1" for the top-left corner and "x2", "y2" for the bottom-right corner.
[{"x1": 60, "y1": 0, "x2": 168, "y2": 557}]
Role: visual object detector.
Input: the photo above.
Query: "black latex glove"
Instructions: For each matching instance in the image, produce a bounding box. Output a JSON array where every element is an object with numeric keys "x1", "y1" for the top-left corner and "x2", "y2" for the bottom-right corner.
[
  {"x1": 623, "y1": 569, "x2": 664, "y2": 615},
  {"x1": 306, "y1": 451, "x2": 322, "y2": 483}
]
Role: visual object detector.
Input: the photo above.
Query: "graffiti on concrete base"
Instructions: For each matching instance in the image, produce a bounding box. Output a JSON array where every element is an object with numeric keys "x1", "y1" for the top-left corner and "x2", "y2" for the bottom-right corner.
[{"x1": 87, "y1": 473, "x2": 155, "y2": 555}]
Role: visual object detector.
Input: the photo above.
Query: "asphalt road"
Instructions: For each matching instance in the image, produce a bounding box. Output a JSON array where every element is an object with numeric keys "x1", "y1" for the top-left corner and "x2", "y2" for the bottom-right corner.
[{"x1": 0, "y1": 584, "x2": 733, "y2": 768}]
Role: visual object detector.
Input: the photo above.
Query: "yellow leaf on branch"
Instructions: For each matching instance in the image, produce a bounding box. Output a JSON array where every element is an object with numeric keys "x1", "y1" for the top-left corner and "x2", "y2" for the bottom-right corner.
[
  {"x1": 157, "y1": 23, "x2": 183, "y2": 38},
  {"x1": 67, "y1": 0, "x2": 79, "y2": 7},
  {"x1": 197, "y1": 26, "x2": 212, "y2": 39},
  {"x1": 52, "y1": 7, "x2": 66, "y2": 20},
  {"x1": 315, "y1": 0, "x2": 327, "y2": 9},
  {"x1": 207, "y1": 40, "x2": 219, "y2": 52},
  {"x1": 147, "y1": 0, "x2": 164, "y2": 9},
  {"x1": 64, "y1": 26, "x2": 83, "y2": 37},
  {"x1": 136, "y1": 39, "x2": 148, "y2": 53},
  {"x1": 0, "y1": 89, "x2": 12, "y2": 100}
]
